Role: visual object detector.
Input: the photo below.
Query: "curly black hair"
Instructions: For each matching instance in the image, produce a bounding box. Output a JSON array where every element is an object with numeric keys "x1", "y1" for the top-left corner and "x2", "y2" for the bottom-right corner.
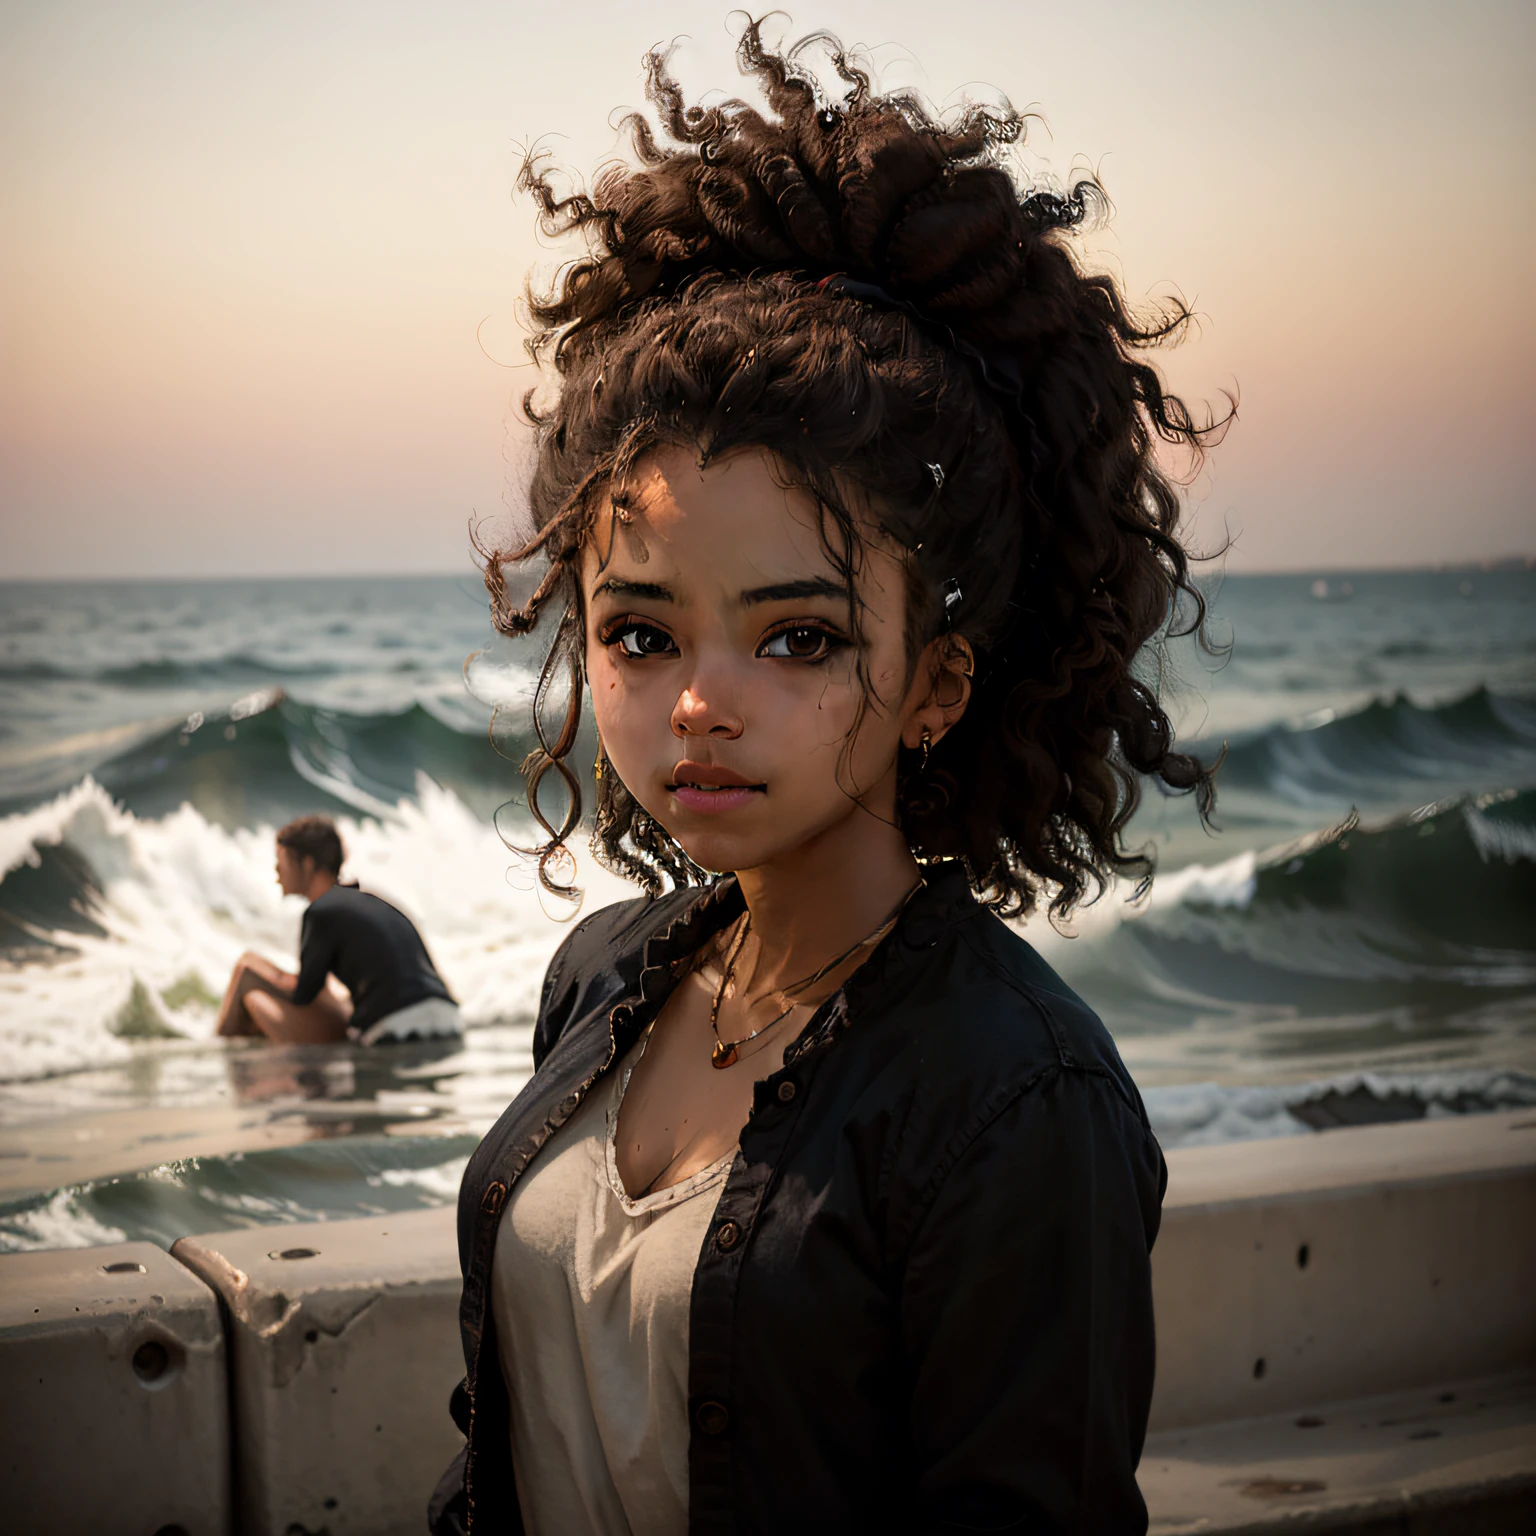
[{"x1": 481, "y1": 19, "x2": 1225, "y2": 917}]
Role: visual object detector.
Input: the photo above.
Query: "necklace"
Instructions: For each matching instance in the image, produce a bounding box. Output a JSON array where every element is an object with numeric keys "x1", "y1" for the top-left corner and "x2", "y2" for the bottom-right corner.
[{"x1": 706, "y1": 881, "x2": 924, "y2": 1070}]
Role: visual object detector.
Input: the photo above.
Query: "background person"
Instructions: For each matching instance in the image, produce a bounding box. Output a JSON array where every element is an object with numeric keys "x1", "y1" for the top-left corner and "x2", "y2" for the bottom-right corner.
[{"x1": 216, "y1": 814, "x2": 461, "y2": 1046}]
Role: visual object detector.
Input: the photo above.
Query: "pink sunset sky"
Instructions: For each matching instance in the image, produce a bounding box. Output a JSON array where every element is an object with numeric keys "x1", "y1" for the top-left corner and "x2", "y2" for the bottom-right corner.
[{"x1": 2, "y1": 0, "x2": 1531, "y2": 578}]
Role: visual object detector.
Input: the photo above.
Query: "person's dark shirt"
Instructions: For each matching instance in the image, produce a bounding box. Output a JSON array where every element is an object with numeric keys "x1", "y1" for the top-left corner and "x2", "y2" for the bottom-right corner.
[
  {"x1": 431, "y1": 865, "x2": 1166, "y2": 1535},
  {"x1": 290, "y1": 883, "x2": 452, "y2": 1035}
]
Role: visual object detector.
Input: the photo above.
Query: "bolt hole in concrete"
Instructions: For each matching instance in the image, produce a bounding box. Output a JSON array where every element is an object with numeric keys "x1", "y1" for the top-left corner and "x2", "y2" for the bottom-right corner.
[
  {"x1": 1296, "y1": 1242, "x2": 1309, "y2": 1269},
  {"x1": 133, "y1": 1340, "x2": 169, "y2": 1381},
  {"x1": 270, "y1": 1247, "x2": 319, "y2": 1261},
  {"x1": 1295, "y1": 1415, "x2": 1325, "y2": 1428},
  {"x1": 305, "y1": 1329, "x2": 319, "y2": 1343},
  {"x1": 132, "y1": 1338, "x2": 182, "y2": 1388},
  {"x1": 1253, "y1": 1357, "x2": 1267, "y2": 1380},
  {"x1": 102, "y1": 1260, "x2": 146, "y2": 1274}
]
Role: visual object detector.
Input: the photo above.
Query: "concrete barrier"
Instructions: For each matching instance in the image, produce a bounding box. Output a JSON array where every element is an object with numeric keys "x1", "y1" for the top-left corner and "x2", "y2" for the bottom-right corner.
[
  {"x1": 171, "y1": 1213, "x2": 463, "y2": 1536},
  {"x1": 1150, "y1": 1108, "x2": 1536, "y2": 1431},
  {"x1": 2, "y1": 1110, "x2": 1532, "y2": 1533},
  {"x1": 1143, "y1": 1109, "x2": 1536, "y2": 1531},
  {"x1": 1142, "y1": 1371, "x2": 1536, "y2": 1535},
  {"x1": 0, "y1": 1239, "x2": 230, "y2": 1535}
]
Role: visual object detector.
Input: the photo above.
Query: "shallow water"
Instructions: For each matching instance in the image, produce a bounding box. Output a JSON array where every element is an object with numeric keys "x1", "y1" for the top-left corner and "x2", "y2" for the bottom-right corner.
[{"x1": 2, "y1": 568, "x2": 1533, "y2": 1250}]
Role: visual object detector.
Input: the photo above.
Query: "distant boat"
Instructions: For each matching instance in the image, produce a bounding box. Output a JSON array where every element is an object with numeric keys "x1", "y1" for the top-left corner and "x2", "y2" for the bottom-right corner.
[{"x1": 1310, "y1": 578, "x2": 1354, "y2": 601}]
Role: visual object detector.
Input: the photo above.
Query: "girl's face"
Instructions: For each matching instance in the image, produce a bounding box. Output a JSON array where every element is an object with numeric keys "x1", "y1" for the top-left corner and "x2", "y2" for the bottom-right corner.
[{"x1": 581, "y1": 446, "x2": 934, "y2": 876}]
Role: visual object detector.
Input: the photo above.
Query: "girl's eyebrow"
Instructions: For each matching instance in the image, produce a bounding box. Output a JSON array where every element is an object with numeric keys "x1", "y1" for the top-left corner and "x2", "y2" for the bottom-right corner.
[
  {"x1": 592, "y1": 577, "x2": 675, "y2": 603},
  {"x1": 592, "y1": 576, "x2": 849, "y2": 607},
  {"x1": 740, "y1": 578, "x2": 848, "y2": 606}
]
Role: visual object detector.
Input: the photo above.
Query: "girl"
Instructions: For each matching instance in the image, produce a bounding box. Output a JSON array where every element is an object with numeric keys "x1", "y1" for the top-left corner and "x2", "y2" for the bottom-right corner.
[{"x1": 434, "y1": 22, "x2": 1217, "y2": 1535}]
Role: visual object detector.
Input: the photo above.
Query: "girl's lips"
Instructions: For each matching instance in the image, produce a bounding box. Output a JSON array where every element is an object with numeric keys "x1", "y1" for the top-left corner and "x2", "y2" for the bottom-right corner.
[
  {"x1": 669, "y1": 783, "x2": 765, "y2": 815},
  {"x1": 667, "y1": 760, "x2": 765, "y2": 814},
  {"x1": 669, "y1": 761, "x2": 759, "y2": 787}
]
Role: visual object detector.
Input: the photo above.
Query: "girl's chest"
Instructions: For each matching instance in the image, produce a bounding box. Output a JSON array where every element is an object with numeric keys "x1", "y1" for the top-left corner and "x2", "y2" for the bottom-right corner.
[{"x1": 613, "y1": 974, "x2": 784, "y2": 1199}]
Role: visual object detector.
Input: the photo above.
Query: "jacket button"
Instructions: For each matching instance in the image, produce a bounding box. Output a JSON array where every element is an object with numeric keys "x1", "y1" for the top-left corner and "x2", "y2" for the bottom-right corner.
[
  {"x1": 695, "y1": 1400, "x2": 730, "y2": 1436},
  {"x1": 776, "y1": 1080, "x2": 797, "y2": 1104},
  {"x1": 715, "y1": 1221, "x2": 741, "y2": 1252},
  {"x1": 480, "y1": 1181, "x2": 506, "y2": 1216}
]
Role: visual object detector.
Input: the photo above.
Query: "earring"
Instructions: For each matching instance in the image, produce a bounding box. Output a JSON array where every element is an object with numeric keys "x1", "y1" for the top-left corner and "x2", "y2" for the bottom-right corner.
[
  {"x1": 919, "y1": 727, "x2": 932, "y2": 771},
  {"x1": 594, "y1": 739, "x2": 604, "y2": 782}
]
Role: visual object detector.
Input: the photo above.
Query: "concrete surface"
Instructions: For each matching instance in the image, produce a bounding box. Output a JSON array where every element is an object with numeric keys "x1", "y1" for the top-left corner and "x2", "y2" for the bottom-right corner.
[
  {"x1": 171, "y1": 1210, "x2": 463, "y2": 1536},
  {"x1": 2, "y1": 1110, "x2": 1532, "y2": 1533},
  {"x1": 1150, "y1": 1110, "x2": 1536, "y2": 1430},
  {"x1": 1142, "y1": 1372, "x2": 1536, "y2": 1534},
  {"x1": 0, "y1": 1238, "x2": 230, "y2": 1534}
]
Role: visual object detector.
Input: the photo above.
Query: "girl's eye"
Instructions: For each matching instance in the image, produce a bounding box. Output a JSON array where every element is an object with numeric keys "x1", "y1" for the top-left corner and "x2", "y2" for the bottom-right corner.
[
  {"x1": 604, "y1": 620, "x2": 679, "y2": 659},
  {"x1": 758, "y1": 625, "x2": 844, "y2": 662}
]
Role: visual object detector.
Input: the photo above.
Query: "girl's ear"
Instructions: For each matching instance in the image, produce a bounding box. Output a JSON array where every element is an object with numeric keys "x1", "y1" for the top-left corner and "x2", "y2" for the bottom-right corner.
[{"x1": 900, "y1": 634, "x2": 974, "y2": 750}]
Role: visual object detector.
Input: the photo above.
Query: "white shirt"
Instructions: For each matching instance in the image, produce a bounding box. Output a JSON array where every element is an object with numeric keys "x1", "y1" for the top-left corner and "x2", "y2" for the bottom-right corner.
[{"x1": 492, "y1": 1036, "x2": 734, "y2": 1536}]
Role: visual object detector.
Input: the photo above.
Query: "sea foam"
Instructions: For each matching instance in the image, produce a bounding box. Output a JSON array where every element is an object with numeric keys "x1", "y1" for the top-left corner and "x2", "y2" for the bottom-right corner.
[{"x1": 0, "y1": 777, "x2": 631, "y2": 1084}]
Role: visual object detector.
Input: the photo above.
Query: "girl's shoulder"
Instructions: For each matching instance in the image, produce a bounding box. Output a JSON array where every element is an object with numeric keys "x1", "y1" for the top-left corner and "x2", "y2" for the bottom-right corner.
[
  {"x1": 825, "y1": 900, "x2": 1165, "y2": 1258},
  {"x1": 954, "y1": 908, "x2": 1134, "y2": 1087},
  {"x1": 856, "y1": 898, "x2": 1153, "y2": 1141}
]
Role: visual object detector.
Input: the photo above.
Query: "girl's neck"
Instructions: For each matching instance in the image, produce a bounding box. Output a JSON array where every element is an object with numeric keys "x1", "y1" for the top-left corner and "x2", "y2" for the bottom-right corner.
[{"x1": 731, "y1": 810, "x2": 921, "y2": 994}]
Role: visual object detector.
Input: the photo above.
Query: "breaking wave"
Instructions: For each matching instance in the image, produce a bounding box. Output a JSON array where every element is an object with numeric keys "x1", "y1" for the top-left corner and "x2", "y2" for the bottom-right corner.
[
  {"x1": 0, "y1": 777, "x2": 633, "y2": 1083},
  {"x1": 0, "y1": 686, "x2": 546, "y2": 826},
  {"x1": 4, "y1": 770, "x2": 1531, "y2": 1086},
  {"x1": 1017, "y1": 788, "x2": 1536, "y2": 1072},
  {"x1": 1189, "y1": 687, "x2": 1536, "y2": 810}
]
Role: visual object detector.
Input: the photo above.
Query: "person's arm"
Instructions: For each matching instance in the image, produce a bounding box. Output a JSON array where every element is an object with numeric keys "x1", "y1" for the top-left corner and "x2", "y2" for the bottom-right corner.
[
  {"x1": 288, "y1": 908, "x2": 335, "y2": 1007},
  {"x1": 900, "y1": 1067, "x2": 1166, "y2": 1535}
]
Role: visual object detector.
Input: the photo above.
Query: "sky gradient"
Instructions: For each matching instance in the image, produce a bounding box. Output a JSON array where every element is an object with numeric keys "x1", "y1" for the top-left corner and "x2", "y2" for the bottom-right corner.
[{"x1": 3, "y1": 0, "x2": 1532, "y2": 578}]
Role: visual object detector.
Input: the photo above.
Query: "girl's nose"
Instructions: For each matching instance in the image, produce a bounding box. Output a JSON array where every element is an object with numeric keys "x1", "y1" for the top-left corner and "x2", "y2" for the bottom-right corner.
[{"x1": 671, "y1": 684, "x2": 743, "y2": 740}]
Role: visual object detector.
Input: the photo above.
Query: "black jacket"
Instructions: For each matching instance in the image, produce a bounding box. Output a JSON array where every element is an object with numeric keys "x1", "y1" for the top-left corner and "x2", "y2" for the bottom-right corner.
[{"x1": 431, "y1": 865, "x2": 1166, "y2": 1535}]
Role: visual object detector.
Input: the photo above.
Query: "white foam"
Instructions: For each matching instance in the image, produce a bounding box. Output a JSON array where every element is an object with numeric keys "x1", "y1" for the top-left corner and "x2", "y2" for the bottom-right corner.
[
  {"x1": 1008, "y1": 845, "x2": 1262, "y2": 976},
  {"x1": 1143, "y1": 1082, "x2": 1311, "y2": 1149},
  {"x1": 1145, "y1": 852, "x2": 1260, "y2": 912},
  {"x1": 1464, "y1": 798, "x2": 1536, "y2": 865},
  {"x1": 0, "y1": 777, "x2": 114, "y2": 880},
  {"x1": 0, "y1": 1188, "x2": 128, "y2": 1251},
  {"x1": 0, "y1": 778, "x2": 635, "y2": 1084},
  {"x1": 366, "y1": 1158, "x2": 470, "y2": 1201}
]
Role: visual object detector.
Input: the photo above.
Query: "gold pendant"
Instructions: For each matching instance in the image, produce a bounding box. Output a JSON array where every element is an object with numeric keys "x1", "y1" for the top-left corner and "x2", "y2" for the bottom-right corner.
[{"x1": 711, "y1": 1039, "x2": 738, "y2": 1070}]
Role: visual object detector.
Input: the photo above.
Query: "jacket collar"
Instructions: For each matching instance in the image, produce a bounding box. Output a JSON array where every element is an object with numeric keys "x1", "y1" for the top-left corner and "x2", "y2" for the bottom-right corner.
[
  {"x1": 611, "y1": 862, "x2": 978, "y2": 1039},
  {"x1": 607, "y1": 877, "x2": 745, "y2": 1043}
]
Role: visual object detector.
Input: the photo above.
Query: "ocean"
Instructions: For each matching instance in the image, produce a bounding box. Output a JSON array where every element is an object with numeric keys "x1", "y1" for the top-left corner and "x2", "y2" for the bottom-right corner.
[{"x1": 2, "y1": 568, "x2": 1533, "y2": 1251}]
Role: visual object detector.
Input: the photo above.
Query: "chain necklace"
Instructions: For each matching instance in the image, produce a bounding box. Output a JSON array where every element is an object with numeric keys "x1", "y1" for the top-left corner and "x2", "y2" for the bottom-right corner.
[{"x1": 706, "y1": 881, "x2": 923, "y2": 1069}]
